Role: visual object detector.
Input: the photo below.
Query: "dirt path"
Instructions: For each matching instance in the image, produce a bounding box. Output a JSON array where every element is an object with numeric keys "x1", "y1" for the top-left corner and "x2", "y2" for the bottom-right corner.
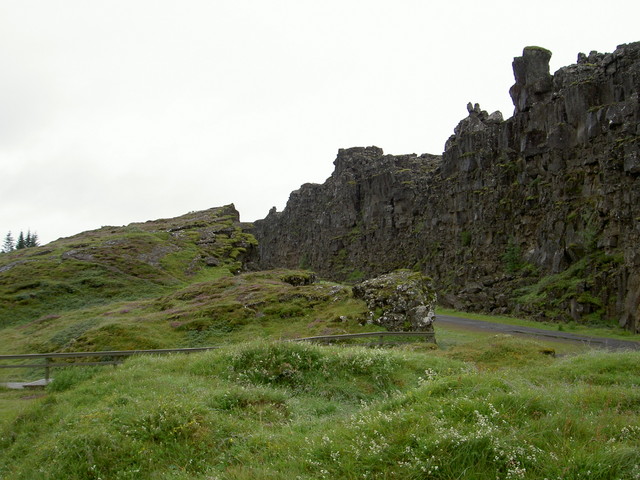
[{"x1": 436, "y1": 314, "x2": 640, "y2": 351}]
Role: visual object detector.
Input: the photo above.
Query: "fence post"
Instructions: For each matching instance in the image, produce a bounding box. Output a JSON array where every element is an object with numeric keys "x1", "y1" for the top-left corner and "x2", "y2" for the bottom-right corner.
[{"x1": 45, "y1": 357, "x2": 51, "y2": 382}]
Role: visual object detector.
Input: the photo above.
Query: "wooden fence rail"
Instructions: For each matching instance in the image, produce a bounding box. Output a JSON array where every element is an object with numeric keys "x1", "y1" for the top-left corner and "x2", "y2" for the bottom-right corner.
[
  {"x1": 293, "y1": 331, "x2": 436, "y2": 345},
  {"x1": 0, "y1": 331, "x2": 435, "y2": 384},
  {"x1": 0, "y1": 346, "x2": 222, "y2": 382}
]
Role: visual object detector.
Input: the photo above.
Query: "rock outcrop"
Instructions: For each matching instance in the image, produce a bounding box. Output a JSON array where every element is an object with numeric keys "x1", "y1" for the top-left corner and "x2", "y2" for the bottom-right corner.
[
  {"x1": 254, "y1": 42, "x2": 640, "y2": 332},
  {"x1": 352, "y1": 270, "x2": 436, "y2": 332}
]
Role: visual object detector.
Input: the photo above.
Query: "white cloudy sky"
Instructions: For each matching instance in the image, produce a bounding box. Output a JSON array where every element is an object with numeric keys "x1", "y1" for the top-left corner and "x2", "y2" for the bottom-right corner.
[{"x1": 1, "y1": 0, "x2": 639, "y2": 245}]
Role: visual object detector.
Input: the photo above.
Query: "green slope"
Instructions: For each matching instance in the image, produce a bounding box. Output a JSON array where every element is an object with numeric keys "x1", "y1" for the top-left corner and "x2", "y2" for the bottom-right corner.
[
  {"x1": 0, "y1": 205, "x2": 256, "y2": 329},
  {"x1": 0, "y1": 269, "x2": 374, "y2": 358}
]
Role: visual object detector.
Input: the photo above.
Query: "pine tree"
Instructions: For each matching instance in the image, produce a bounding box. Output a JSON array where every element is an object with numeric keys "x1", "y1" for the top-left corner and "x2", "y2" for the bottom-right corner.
[
  {"x1": 15, "y1": 231, "x2": 26, "y2": 249},
  {"x1": 2, "y1": 231, "x2": 14, "y2": 253},
  {"x1": 9, "y1": 230, "x2": 40, "y2": 250},
  {"x1": 26, "y1": 231, "x2": 39, "y2": 247}
]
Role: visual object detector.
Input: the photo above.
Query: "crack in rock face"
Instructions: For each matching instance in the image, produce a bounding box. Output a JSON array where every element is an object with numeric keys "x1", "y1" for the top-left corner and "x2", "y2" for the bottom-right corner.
[{"x1": 352, "y1": 269, "x2": 437, "y2": 332}]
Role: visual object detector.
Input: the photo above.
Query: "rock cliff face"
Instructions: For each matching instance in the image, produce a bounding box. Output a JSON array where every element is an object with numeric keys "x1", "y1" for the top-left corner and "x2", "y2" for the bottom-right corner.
[{"x1": 254, "y1": 42, "x2": 640, "y2": 332}]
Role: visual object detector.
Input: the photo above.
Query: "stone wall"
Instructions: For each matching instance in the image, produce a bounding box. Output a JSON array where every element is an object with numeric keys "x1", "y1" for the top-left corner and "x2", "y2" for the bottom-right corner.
[{"x1": 254, "y1": 42, "x2": 640, "y2": 332}]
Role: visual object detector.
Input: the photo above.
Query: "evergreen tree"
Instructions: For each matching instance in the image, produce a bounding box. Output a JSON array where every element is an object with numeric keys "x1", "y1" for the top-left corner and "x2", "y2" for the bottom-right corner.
[
  {"x1": 2, "y1": 231, "x2": 14, "y2": 253},
  {"x1": 26, "y1": 231, "x2": 39, "y2": 247},
  {"x1": 8, "y1": 230, "x2": 40, "y2": 250},
  {"x1": 15, "y1": 231, "x2": 26, "y2": 250}
]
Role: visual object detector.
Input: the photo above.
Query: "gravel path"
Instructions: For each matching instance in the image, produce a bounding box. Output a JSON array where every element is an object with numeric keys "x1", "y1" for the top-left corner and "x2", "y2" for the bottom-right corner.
[{"x1": 437, "y1": 314, "x2": 640, "y2": 351}]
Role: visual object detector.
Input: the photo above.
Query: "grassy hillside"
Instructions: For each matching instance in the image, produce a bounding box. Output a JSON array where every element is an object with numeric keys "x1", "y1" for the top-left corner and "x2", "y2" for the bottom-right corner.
[
  {"x1": 0, "y1": 205, "x2": 256, "y2": 329},
  {"x1": 0, "y1": 269, "x2": 375, "y2": 362},
  {"x1": 1, "y1": 339, "x2": 639, "y2": 479},
  {"x1": 0, "y1": 205, "x2": 382, "y2": 378}
]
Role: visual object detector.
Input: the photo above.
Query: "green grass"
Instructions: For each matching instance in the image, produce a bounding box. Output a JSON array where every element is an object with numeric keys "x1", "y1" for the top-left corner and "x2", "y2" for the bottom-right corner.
[
  {"x1": 1, "y1": 340, "x2": 639, "y2": 479},
  {"x1": 437, "y1": 307, "x2": 640, "y2": 343},
  {"x1": 0, "y1": 268, "x2": 378, "y2": 369}
]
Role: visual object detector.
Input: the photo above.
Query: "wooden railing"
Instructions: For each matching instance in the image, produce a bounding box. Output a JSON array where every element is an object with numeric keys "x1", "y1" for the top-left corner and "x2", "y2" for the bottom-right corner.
[
  {"x1": 0, "y1": 331, "x2": 435, "y2": 385},
  {"x1": 293, "y1": 331, "x2": 436, "y2": 345},
  {"x1": 0, "y1": 346, "x2": 221, "y2": 383}
]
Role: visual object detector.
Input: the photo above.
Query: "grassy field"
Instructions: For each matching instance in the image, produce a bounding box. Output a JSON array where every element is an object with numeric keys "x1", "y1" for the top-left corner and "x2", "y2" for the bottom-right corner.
[{"x1": 1, "y1": 338, "x2": 639, "y2": 479}]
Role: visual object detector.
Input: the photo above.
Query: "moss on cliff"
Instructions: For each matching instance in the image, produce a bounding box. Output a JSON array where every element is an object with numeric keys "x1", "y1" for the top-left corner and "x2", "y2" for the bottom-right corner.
[{"x1": 515, "y1": 252, "x2": 624, "y2": 324}]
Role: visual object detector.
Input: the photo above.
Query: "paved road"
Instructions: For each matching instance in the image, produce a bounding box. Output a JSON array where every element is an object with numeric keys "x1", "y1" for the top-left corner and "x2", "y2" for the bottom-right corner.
[{"x1": 437, "y1": 314, "x2": 640, "y2": 351}]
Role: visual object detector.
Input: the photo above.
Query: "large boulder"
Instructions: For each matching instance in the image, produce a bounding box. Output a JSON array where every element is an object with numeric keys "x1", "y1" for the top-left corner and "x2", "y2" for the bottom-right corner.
[{"x1": 352, "y1": 270, "x2": 437, "y2": 332}]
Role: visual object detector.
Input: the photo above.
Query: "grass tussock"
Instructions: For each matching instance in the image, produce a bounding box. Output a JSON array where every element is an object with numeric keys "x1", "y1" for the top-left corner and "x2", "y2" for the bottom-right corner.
[{"x1": 441, "y1": 334, "x2": 557, "y2": 369}]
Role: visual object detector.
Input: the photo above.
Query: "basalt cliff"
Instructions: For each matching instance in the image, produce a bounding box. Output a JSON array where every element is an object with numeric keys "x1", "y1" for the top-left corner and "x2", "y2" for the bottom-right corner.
[{"x1": 254, "y1": 42, "x2": 640, "y2": 332}]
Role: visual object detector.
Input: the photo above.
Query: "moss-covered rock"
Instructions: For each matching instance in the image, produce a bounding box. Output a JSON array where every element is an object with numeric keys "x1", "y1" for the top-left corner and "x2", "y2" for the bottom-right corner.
[
  {"x1": 279, "y1": 271, "x2": 317, "y2": 286},
  {"x1": 352, "y1": 270, "x2": 436, "y2": 332}
]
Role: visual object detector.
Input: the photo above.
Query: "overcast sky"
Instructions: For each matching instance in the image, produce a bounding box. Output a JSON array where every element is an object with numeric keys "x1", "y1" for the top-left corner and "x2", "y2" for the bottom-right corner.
[{"x1": 1, "y1": 1, "x2": 639, "y2": 245}]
